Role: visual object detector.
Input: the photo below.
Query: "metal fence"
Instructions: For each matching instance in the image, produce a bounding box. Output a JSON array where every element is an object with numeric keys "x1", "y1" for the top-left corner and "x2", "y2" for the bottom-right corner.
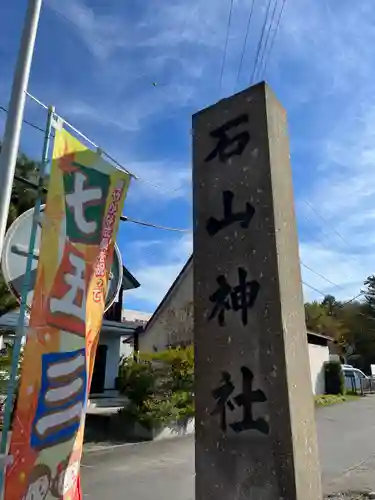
[{"x1": 344, "y1": 373, "x2": 375, "y2": 395}]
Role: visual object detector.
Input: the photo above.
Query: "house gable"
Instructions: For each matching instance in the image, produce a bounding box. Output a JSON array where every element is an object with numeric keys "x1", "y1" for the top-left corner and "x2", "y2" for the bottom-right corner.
[{"x1": 139, "y1": 256, "x2": 193, "y2": 351}]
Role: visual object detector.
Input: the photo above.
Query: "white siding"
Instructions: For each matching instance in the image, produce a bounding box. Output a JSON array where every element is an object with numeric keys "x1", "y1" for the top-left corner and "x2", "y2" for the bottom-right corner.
[
  {"x1": 100, "y1": 333, "x2": 121, "y2": 390},
  {"x1": 308, "y1": 343, "x2": 329, "y2": 395}
]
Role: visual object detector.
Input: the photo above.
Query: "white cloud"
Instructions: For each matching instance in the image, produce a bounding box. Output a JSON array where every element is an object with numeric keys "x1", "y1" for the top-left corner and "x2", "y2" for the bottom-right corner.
[
  {"x1": 300, "y1": 100, "x2": 375, "y2": 242},
  {"x1": 126, "y1": 233, "x2": 192, "y2": 308},
  {"x1": 40, "y1": 0, "x2": 375, "y2": 305},
  {"x1": 300, "y1": 242, "x2": 366, "y2": 302},
  {"x1": 45, "y1": 0, "x2": 128, "y2": 60},
  {"x1": 126, "y1": 160, "x2": 191, "y2": 202},
  {"x1": 269, "y1": 0, "x2": 375, "y2": 302},
  {"x1": 43, "y1": 0, "x2": 266, "y2": 133}
]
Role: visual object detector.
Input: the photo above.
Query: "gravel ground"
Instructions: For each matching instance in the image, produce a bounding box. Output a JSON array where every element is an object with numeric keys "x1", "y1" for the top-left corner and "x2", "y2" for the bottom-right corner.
[{"x1": 325, "y1": 493, "x2": 373, "y2": 500}]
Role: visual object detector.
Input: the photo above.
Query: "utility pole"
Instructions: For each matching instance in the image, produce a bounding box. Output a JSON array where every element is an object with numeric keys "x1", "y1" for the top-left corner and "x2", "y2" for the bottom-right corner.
[{"x1": 0, "y1": 0, "x2": 43, "y2": 259}]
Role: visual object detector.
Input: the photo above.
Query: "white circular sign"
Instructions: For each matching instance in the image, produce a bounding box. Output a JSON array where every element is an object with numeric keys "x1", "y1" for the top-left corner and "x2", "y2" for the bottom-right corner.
[{"x1": 1, "y1": 206, "x2": 123, "y2": 313}]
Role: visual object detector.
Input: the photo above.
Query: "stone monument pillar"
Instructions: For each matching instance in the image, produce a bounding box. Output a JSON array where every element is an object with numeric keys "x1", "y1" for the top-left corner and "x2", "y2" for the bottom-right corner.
[{"x1": 193, "y1": 82, "x2": 322, "y2": 500}]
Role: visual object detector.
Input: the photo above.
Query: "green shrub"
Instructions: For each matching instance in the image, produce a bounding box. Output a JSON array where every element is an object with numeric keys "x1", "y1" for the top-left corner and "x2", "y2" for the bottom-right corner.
[
  {"x1": 118, "y1": 356, "x2": 155, "y2": 405},
  {"x1": 117, "y1": 346, "x2": 194, "y2": 430},
  {"x1": 324, "y1": 360, "x2": 345, "y2": 395},
  {"x1": 315, "y1": 394, "x2": 359, "y2": 407}
]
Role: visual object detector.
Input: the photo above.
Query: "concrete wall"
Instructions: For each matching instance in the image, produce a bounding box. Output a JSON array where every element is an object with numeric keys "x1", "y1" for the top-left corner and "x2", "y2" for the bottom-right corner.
[
  {"x1": 139, "y1": 263, "x2": 193, "y2": 352},
  {"x1": 308, "y1": 343, "x2": 330, "y2": 395}
]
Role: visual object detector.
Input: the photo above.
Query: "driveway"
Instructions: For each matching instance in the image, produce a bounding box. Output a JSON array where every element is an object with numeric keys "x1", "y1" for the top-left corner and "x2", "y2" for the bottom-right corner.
[
  {"x1": 81, "y1": 395, "x2": 375, "y2": 498},
  {"x1": 81, "y1": 437, "x2": 194, "y2": 500},
  {"x1": 317, "y1": 395, "x2": 375, "y2": 494}
]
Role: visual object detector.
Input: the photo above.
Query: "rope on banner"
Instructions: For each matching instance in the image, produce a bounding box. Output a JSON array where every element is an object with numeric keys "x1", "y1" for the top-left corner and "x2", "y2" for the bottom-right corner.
[
  {"x1": 27, "y1": 91, "x2": 133, "y2": 177},
  {"x1": 25, "y1": 92, "x2": 186, "y2": 196},
  {"x1": 26, "y1": 91, "x2": 48, "y2": 109}
]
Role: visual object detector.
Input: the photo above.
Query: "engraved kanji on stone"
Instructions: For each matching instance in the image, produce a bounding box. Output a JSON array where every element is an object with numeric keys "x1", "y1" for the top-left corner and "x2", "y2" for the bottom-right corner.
[
  {"x1": 211, "y1": 367, "x2": 269, "y2": 435},
  {"x1": 205, "y1": 114, "x2": 250, "y2": 163},
  {"x1": 210, "y1": 371, "x2": 235, "y2": 432},
  {"x1": 208, "y1": 267, "x2": 260, "y2": 326},
  {"x1": 206, "y1": 190, "x2": 255, "y2": 236}
]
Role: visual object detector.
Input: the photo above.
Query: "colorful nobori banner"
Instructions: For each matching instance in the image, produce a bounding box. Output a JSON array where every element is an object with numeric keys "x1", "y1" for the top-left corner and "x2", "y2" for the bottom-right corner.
[{"x1": 4, "y1": 129, "x2": 130, "y2": 500}]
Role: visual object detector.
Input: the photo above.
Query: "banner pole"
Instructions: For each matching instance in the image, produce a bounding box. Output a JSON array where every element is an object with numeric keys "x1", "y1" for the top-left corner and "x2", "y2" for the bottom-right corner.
[{"x1": 0, "y1": 105, "x2": 55, "y2": 493}]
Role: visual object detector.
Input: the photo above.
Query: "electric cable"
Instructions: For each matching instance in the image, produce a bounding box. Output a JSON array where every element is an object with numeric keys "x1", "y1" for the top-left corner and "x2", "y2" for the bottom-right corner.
[
  {"x1": 235, "y1": 0, "x2": 255, "y2": 90},
  {"x1": 254, "y1": 0, "x2": 279, "y2": 82},
  {"x1": 250, "y1": 0, "x2": 273, "y2": 84},
  {"x1": 13, "y1": 174, "x2": 190, "y2": 232},
  {"x1": 219, "y1": 0, "x2": 235, "y2": 95},
  {"x1": 259, "y1": 0, "x2": 287, "y2": 79}
]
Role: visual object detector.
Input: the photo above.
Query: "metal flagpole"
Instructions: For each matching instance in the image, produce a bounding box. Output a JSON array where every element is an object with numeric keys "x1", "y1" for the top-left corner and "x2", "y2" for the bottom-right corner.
[
  {"x1": 0, "y1": 105, "x2": 54, "y2": 494},
  {"x1": 0, "y1": 0, "x2": 43, "y2": 259}
]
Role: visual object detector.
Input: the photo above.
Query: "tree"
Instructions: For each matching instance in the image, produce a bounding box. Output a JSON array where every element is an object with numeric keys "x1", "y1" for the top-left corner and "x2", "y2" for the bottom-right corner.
[
  {"x1": 305, "y1": 301, "x2": 326, "y2": 332},
  {"x1": 343, "y1": 276, "x2": 375, "y2": 371},
  {"x1": 0, "y1": 145, "x2": 45, "y2": 317},
  {"x1": 304, "y1": 298, "x2": 347, "y2": 343},
  {"x1": 362, "y1": 275, "x2": 375, "y2": 316},
  {"x1": 322, "y1": 294, "x2": 339, "y2": 315},
  {"x1": 0, "y1": 342, "x2": 23, "y2": 392}
]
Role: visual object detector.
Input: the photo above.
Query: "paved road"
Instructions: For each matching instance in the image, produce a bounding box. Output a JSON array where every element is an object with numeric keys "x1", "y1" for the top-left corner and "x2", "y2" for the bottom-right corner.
[
  {"x1": 81, "y1": 437, "x2": 194, "y2": 500},
  {"x1": 318, "y1": 395, "x2": 375, "y2": 494},
  {"x1": 81, "y1": 396, "x2": 375, "y2": 498}
]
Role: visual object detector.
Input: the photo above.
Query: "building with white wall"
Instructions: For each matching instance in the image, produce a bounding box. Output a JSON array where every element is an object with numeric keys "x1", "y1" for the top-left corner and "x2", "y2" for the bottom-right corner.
[
  {"x1": 139, "y1": 259, "x2": 193, "y2": 352},
  {"x1": 0, "y1": 265, "x2": 143, "y2": 398},
  {"x1": 120, "y1": 309, "x2": 152, "y2": 359},
  {"x1": 139, "y1": 256, "x2": 333, "y2": 395},
  {"x1": 307, "y1": 332, "x2": 331, "y2": 394}
]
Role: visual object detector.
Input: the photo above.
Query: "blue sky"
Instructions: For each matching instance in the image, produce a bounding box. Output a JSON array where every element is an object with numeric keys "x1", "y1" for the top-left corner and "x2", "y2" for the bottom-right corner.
[{"x1": 0, "y1": 0, "x2": 374, "y2": 312}]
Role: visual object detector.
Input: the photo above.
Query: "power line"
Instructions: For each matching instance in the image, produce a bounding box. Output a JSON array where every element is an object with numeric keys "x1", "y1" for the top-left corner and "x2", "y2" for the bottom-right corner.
[
  {"x1": 12, "y1": 169, "x2": 368, "y2": 279},
  {"x1": 340, "y1": 293, "x2": 364, "y2": 307},
  {"x1": 260, "y1": 0, "x2": 287, "y2": 79},
  {"x1": 302, "y1": 199, "x2": 369, "y2": 277},
  {"x1": 219, "y1": 0, "x2": 235, "y2": 96},
  {"x1": 11, "y1": 174, "x2": 369, "y2": 291},
  {"x1": 301, "y1": 261, "x2": 344, "y2": 291},
  {"x1": 303, "y1": 199, "x2": 352, "y2": 248},
  {"x1": 28, "y1": 92, "x2": 187, "y2": 196},
  {"x1": 235, "y1": 0, "x2": 255, "y2": 90},
  {"x1": 297, "y1": 196, "x2": 371, "y2": 287},
  {"x1": 26, "y1": 92, "x2": 134, "y2": 177},
  {"x1": 302, "y1": 281, "x2": 365, "y2": 309},
  {"x1": 297, "y1": 210, "x2": 365, "y2": 286},
  {"x1": 254, "y1": 0, "x2": 279, "y2": 83},
  {"x1": 1, "y1": 106, "x2": 368, "y2": 279},
  {"x1": 1, "y1": 98, "x2": 185, "y2": 197},
  {"x1": 0, "y1": 106, "x2": 45, "y2": 134},
  {"x1": 250, "y1": 0, "x2": 273, "y2": 84},
  {"x1": 13, "y1": 170, "x2": 363, "y2": 279},
  {"x1": 302, "y1": 281, "x2": 326, "y2": 297},
  {"x1": 13, "y1": 174, "x2": 190, "y2": 233},
  {"x1": 123, "y1": 216, "x2": 190, "y2": 233}
]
